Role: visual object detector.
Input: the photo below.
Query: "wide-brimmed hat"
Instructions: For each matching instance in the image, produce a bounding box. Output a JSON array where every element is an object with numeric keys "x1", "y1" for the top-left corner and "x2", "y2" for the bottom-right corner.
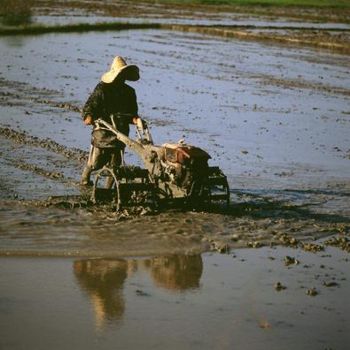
[{"x1": 101, "y1": 56, "x2": 139, "y2": 83}]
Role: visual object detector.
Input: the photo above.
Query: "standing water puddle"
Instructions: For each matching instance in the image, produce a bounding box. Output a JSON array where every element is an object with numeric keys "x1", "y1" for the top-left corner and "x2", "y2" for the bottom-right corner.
[{"x1": 1, "y1": 248, "x2": 349, "y2": 350}]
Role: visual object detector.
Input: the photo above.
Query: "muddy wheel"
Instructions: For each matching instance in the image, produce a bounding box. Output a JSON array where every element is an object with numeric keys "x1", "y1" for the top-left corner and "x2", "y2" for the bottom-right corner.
[
  {"x1": 206, "y1": 167, "x2": 230, "y2": 209},
  {"x1": 186, "y1": 181, "x2": 211, "y2": 211},
  {"x1": 209, "y1": 179, "x2": 230, "y2": 209},
  {"x1": 211, "y1": 178, "x2": 230, "y2": 208},
  {"x1": 91, "y1": 167, "x2": 121, "y2": 210}
]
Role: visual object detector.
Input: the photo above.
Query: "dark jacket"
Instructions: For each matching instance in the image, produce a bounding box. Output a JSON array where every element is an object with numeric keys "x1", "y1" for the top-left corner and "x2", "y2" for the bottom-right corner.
[{"x1": 82, "y1": 81, "x2": 138, "y2": 148}]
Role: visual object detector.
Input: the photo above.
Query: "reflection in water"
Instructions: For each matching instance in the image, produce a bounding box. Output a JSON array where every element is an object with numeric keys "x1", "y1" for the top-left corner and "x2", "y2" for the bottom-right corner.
[
  {"x1": 73, "y1": 255, "x2": 203, "y2": 328},
  {"x1": 73, "y1": 259, "x2": 128, "y2": 329},
  {"x1": 147, "y1": 255, "x2": 203, "y2": 291}
]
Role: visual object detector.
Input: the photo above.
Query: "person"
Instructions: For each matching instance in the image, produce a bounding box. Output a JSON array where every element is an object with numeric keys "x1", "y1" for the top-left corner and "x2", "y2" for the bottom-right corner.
[{"x1": 81, "y1": 56, "x2": 142, "y2": 186}]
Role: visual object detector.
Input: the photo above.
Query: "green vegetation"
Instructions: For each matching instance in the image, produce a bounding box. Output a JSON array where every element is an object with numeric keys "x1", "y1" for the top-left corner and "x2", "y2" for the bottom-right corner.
[
  {"x1": 0, "y1": 0, "x2": 34, "y2": 25},
  {"x1": 0, "y1": 22, "x2": 162, "y2": 36},
  {"x1": 152, "y1": 0, "x2": 350, "y2": 8}
]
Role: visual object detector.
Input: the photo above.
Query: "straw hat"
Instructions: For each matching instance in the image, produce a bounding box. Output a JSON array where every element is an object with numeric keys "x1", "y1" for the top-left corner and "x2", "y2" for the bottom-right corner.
[{"x1": 101, "y1": 56, "x2": 139, "y2": 83}]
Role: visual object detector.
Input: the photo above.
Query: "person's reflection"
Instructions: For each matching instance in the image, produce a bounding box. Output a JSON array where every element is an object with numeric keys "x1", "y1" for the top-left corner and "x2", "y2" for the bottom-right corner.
[
  {"x1": 73, "y1": 259, "x2": 128, "y2": 329},
  {"x1": 146, "y1": 255, "x2": 203, "y2": 291}
]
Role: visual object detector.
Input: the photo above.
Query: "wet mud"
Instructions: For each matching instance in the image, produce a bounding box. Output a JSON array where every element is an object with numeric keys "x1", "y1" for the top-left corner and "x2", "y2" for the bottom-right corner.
[
  {"x1": 0, "y1": 5, "x2": 349, "y2": 349},
  {"x1": 1, "y1": 24, "x2": 350, "y2": 257},
  {"x1": 1, "y1": 120, "x2": 350, "y2": 257}
]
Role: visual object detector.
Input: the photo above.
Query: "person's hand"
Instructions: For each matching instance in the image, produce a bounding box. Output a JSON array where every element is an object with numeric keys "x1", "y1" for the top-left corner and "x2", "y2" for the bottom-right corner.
[
  {"x1": 132, "y1": 116, "x2": 140, "y2": 125},
  {"x1": 133, "y1": 117, "x2": 147, "y2": 128},
  {"x1": 84, "y1": 115, "x2": 93, "y2": 125}
]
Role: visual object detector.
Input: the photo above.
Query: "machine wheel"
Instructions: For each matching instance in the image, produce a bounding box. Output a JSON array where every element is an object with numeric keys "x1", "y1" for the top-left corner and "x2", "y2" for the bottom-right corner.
[
  {"x1": 206, "y1": 167, "x2": 230, "y2": 209},
  {"x1": 91, "y1": 167, "x2": 122, "y2": 210},
  {"x1": 91, "y1": 166, "x2": 157, "y2": 212}
]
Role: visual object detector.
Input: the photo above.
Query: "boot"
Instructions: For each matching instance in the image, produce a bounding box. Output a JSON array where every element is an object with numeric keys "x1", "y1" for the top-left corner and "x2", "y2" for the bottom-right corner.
[{"x1": 81, "y1": 166, "x2": 93, "y2": 186}]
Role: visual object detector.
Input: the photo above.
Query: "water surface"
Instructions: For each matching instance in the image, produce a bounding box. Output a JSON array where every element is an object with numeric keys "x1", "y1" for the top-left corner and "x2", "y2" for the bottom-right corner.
[{"x1": 1, "y1": 249, "x2": 349, "y2": 350}]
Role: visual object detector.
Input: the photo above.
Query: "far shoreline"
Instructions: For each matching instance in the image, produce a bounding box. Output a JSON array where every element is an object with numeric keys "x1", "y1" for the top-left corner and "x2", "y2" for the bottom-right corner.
[{"x1": 0, "y1": 21, "x2": 349, "y2": 54}]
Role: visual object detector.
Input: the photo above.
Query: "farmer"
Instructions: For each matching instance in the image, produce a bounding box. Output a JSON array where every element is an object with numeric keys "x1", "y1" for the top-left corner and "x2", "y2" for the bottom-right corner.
[{"x1": 81, "y1": 56, "x2": 141, "y2": 186}]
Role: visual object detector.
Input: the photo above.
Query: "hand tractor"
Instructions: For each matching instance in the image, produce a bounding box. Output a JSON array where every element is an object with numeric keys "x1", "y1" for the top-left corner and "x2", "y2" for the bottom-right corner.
[{"x1": 91, "y1": 117, "x2": 230, "y2": 211}]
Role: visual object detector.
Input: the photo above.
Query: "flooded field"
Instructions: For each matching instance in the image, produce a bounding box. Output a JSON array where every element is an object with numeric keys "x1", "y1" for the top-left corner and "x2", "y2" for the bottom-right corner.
[
  {"x1": 0, "y1": 28, "x2": 349, "y2": 256},
  {"x1": 0, "y1": 5, "x2": 350, "y2": 348}
]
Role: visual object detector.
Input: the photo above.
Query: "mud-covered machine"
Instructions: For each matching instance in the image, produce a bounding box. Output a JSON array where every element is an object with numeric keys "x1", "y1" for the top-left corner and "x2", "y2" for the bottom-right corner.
[{"x1": 91, "y1": 117, "x2": 230, "y2": 210}]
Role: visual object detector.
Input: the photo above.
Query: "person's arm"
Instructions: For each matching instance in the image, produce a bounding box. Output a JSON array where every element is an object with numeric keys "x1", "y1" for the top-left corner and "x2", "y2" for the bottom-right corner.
[
  {"x1": 129, "y1": 88, "x2": 141, "y2": 125},
  {"x1": 84, "y1": 115, "x2": 93, "y2": 125},
  {"x1": 82, "y1": 83, "x2": 104, "y2": 125},
  {"x1": 132, "y1": 116, "x2": 140, "y2": 124}
]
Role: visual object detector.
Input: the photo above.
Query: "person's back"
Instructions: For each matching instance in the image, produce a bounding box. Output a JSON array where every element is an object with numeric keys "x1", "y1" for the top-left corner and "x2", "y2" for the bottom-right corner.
[{"x1": 80, "y1": 56, "x2": 141, "y2": 186}]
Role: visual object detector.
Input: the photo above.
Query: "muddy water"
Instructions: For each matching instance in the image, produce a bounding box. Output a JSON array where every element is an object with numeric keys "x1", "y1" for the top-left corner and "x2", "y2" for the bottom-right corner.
[
  {"x1": 32, "y1": 15, "x2": 350, "y2": 29},
  {"x1": 1, "y1": 248, "x2": 349, "y2": 350},
  {"x1": 0, "y1": 27, "x2": 350, "y2": 350},
  {"x1": 0, "y1": 29, "x2": 350, "y2": 256}
]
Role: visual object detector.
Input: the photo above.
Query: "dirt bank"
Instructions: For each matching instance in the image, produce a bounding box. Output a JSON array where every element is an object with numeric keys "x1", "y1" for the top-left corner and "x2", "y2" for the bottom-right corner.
[{"x1": 1, "y1": 0, "x2": 349, "y2": 53}]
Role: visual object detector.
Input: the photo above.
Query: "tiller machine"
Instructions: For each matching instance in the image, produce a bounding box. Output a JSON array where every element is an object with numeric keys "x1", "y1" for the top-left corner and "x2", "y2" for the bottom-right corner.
[{"x1": 91, "y1": 117, "x2": 230, "y2": 211}]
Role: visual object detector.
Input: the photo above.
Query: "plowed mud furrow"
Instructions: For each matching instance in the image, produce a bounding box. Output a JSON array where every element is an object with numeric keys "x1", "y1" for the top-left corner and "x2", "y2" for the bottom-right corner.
[{"x1": 0, "y1": 127, "x2": 87, "y2": 163}]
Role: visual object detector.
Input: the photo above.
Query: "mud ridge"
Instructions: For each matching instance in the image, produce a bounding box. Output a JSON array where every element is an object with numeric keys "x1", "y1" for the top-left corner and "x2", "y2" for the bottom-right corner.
[
  {"x1": 0, "y1": 77, "x2": 60, "y2": 96},
  {"x1": 0, "y1": 127, "x2": 87, "y2": 163},
  {"x1": 163, "y1": 24, "x2": 350, "y2": 53},
  {"x1": 0, "y1": 22, "x2": 162, "y2": 36},
  {"x1": 0, "y1": 77, "x2": 81, "y2": 112},
  {"x1": 258, "y1": 74, "x2": 350, "y2": 97},
  {"x1": 33, "y1": 99, "x2": 82, "y2": 113},
  {"x1": 12, "y1": 159, "x2": 77, "y2": 184}
]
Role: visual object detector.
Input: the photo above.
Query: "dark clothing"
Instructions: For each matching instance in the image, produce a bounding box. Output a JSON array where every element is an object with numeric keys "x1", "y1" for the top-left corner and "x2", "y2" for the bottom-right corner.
[
  {"x1": 80, "y1": 81, "x2": 138, "y2": 186},
  {"x1": 82, "y1": 81, "x2": 138, "y2": 148},
  {"x1": 86, "y1": 145, "x2": 122, "y2": 174}
]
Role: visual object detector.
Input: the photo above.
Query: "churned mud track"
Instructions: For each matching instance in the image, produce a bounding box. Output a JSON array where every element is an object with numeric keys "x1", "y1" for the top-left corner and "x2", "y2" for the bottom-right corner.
[
  {"x1": 1, "y1": 190, "x2": 349, "y2": 257},
  {"x1": 1, "y1": 127, "x2": 349, "y2": 257},
  {"x1": 1, "y1": 124, "x2": 350, "y2": 258},
  {"x1": 1, "y1": 120, "x2": 349, "y2": 257}
]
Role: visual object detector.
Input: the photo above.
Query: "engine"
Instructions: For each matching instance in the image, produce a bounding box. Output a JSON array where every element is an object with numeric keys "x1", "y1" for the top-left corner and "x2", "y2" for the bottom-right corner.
[{"x1": 161, "y1": 143, "x2": 211, "y2": 191}]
